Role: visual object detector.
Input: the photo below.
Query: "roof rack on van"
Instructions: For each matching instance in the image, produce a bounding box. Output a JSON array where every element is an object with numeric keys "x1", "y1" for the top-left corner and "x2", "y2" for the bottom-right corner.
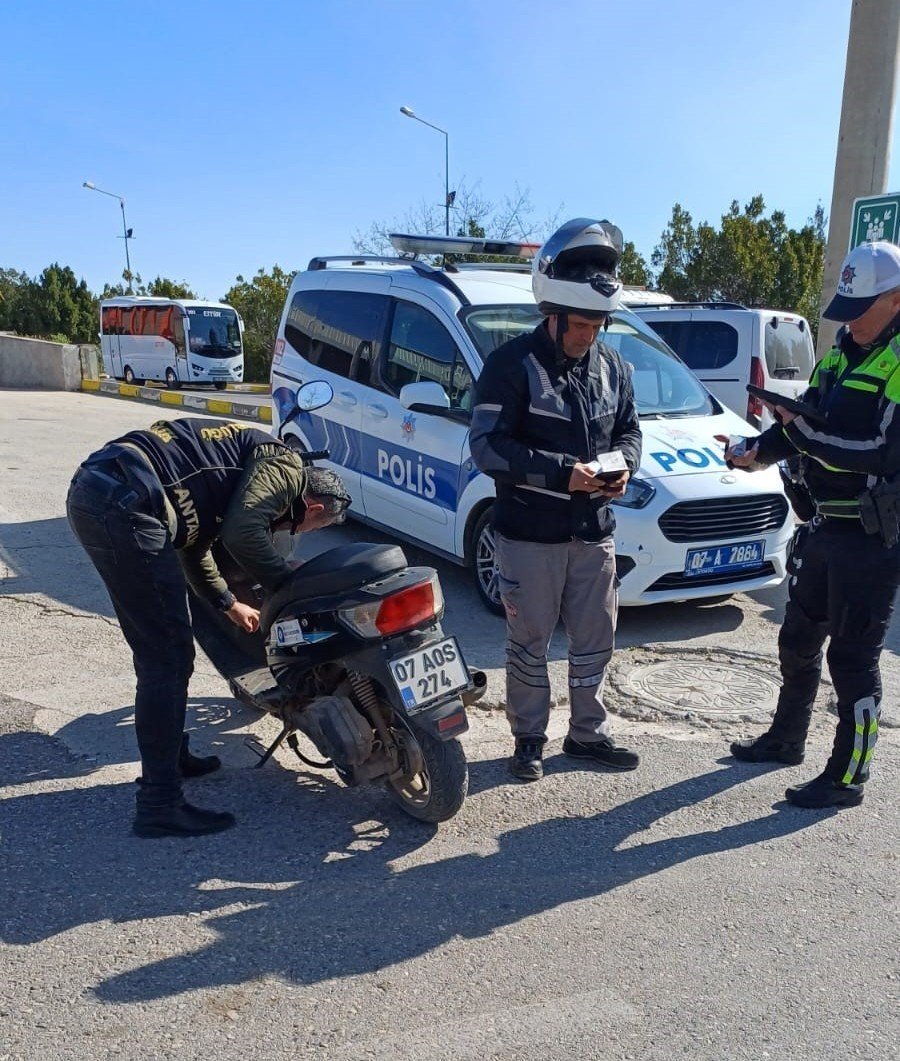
[
  {"x1": 306, "y1": 253, "x2": 472, "y2": 306},
  {"x1": 640, "y1": 301, "x2": 748, "y2": 311}
]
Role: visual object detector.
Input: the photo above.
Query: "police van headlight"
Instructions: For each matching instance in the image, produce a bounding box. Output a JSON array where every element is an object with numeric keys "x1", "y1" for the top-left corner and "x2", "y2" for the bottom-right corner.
[{"x1": 611, "y1": 477, "x2": 655, "y2": 510}]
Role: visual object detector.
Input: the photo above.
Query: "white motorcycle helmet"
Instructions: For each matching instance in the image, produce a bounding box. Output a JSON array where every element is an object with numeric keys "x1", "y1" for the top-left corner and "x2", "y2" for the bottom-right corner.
[{"x1": 532, "y1": 218, "x2": 624, "y2": 318}]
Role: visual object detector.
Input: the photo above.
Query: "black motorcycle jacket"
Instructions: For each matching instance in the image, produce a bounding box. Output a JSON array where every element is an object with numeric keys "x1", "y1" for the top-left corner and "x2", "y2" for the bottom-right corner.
[{"x1": 470, "y1": 320, "x2": 642, "y2": 543}]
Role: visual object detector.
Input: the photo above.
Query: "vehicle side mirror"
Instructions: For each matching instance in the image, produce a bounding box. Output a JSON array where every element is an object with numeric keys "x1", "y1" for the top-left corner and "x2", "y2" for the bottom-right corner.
[{"x1": 399, "y1": 380, "x2": 451, "y2": 411}]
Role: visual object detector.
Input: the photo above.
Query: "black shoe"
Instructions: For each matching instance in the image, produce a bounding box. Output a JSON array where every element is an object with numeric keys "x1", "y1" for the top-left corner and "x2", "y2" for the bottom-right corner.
[
  {"x1": 509, "y1": 739, "x2": 545, "y2": 782},
  {"x1": 179, "y1": 733, "x2": 221, "y2": 778},
  {"x1": 563, "y1": 736, "x2": 639, "y2": 771},
  {"x1": 730, "y1": 731, "x2": 805, "y2": 766},
  {"x1": 785, "y1": 773, "x2": 863, "y2": 809},
  {"x1": 133, "y1": 800, "x2": 236, "y2": 838}
]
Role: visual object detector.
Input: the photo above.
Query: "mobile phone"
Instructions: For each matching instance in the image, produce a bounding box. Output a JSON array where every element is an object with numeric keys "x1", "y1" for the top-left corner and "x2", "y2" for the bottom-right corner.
[{"x1": 590, "y1": 450, "x2": 628, "y2": 481}]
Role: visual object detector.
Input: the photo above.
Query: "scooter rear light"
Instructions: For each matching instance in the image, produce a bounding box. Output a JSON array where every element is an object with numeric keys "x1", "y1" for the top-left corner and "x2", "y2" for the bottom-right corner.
[{"x1": 338, "y1": 573, "x2": 444, "y2": 638}]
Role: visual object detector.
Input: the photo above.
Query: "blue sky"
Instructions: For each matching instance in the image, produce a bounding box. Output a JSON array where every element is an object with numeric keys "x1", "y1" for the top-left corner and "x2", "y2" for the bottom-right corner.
[{"x1": 2, "y1": 0, "x2": 896, "y2": 300}]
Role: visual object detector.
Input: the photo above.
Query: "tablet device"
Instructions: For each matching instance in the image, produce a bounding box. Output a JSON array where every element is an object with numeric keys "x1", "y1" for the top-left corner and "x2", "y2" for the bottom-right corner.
[{"x1": 746, "y1": 385, "x2": 828, "y2": 426}]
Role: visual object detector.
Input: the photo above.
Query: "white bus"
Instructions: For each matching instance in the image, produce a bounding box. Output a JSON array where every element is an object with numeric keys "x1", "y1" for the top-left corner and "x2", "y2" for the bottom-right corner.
[{"x1": 100, "y1": 297, "x2": 244, "y2": 390}]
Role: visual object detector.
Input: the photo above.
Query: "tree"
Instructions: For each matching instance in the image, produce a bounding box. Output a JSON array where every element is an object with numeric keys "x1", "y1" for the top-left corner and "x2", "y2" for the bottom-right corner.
[
  {"x1": 354, "y1": 181, "x2": 561, "y2": 262},
  {"x1": 650, "y1": 197, "x2": 827, "y2": 338},
  {"x1": 223, "y1": 266, "x2": 294, "y2": 382},
  {"x1": 99, "y1": 273, "x2": 196, "y2": 299},
  {"x1": 618, "y1": 241, "x2": 651, "y2": 286},
  {"x1": 0, "y1": 264, "x2": 97, "y2": 343}
]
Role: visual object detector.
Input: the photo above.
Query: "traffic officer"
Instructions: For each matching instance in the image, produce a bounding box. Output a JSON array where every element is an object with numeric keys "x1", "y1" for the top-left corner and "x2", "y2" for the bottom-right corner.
[
  {"x1": 67, "y1": 418, "x2": 351, "y2": 837},
  {"x1": 728, "y1": 240, "x2": 900, "y2": 808},
  {"x1": 470, "y1": 218, "x2": 642, "y2": 782}
]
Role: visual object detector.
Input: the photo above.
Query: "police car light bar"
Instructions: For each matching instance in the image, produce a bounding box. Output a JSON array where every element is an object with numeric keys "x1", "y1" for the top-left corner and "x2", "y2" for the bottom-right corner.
[{"x1": 389, "y1": 233, "x2": 540, "y2": 259}]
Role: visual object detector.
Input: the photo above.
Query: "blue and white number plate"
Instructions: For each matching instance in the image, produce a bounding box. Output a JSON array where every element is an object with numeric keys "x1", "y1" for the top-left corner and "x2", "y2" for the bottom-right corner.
[
  {"x1": 684, "y1": 539, "x2": 765, "y2": 577},
  {"x1": 389, "y1": 636, "x2": 469, "y2": 713}
]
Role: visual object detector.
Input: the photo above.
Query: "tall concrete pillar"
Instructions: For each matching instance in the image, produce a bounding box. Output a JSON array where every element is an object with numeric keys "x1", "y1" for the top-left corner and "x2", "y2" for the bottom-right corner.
[{"x1": 817, "y1": 0, "x2": 900, "y2": 357}]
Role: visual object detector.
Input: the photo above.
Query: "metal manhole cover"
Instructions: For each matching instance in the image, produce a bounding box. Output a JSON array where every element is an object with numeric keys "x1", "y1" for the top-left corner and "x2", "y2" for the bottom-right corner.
[
  {"x1": 607, "y1": 646, "x2": 785, "y2": 726},
  {"x1": 628, "y1": 659, "x2": 780, "y2": 717}
]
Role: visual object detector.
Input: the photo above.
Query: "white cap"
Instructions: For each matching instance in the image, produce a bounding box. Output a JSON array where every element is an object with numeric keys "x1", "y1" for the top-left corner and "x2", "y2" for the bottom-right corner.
[{"x1": 823, "y1": 240, "x2": 900, "y2": 322}]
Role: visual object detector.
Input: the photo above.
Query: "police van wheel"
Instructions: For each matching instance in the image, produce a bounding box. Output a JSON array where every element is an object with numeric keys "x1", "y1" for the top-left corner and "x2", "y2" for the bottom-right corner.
[
  {"x1": 472, "y1": 508, "x2": 506, "y2": 616},
  {"x1": 165, "y1": 369, "x2": 181, "y2": 390}
]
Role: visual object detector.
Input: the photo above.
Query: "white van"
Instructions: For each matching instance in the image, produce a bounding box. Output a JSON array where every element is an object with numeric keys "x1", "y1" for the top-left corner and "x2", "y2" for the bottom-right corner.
[
  {"x1": 271, "y1": 237, "x2": 792, "y2": 614},
  {"x1": 629, "y1": 302, "x2": 815, "y2": 430}
]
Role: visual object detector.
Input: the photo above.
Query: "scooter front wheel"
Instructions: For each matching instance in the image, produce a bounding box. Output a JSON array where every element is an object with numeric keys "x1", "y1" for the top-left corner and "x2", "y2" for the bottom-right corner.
[{"x1": 387, "y1": 721, "x2": 468, "y2": 823}]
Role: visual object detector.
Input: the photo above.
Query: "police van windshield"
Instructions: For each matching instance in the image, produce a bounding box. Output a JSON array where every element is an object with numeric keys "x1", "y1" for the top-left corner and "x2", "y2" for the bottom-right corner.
[
  {"x1": 186, "y1": 306, "x2": 241, "y2": 358},
  {"x1": 463, "y1": 303, "x2": 715, "y2": 419}
]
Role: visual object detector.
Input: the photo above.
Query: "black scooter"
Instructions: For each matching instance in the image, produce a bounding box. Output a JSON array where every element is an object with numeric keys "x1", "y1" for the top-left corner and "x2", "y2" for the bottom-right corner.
[{"x1": 190, "y1": 381, "x2": 486, "y2": 823}]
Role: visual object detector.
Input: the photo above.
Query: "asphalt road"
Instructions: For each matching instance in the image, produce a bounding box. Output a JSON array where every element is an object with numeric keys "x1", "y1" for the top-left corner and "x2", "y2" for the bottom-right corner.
[{"x1": 0, "y1": 390, "x2": 897, "y2": 1061}]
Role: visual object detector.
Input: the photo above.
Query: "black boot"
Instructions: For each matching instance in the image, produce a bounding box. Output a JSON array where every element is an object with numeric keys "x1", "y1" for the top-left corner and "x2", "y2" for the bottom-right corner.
[
  {"x1": 563, "y1": 736, "x2": 639, "y2": 771},
  {"x1": 730, "y1": 730, "x2": 805, "y2": 766},
  {"x1": 785, "y1": 772, "x2": 863, "y2": 809},
  {"x1": 509, "y1": 738, "x2": 545, "y2": 782},
  {"x1": 133, "y1": 799, "x2": 236, "y2": 838},
  {"x1": 179, "y1": 733, "x2": 221, "y2": 778}
]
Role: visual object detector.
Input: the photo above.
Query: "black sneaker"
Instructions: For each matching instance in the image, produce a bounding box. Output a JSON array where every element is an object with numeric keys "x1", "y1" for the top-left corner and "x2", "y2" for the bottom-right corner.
[
  {"x1": 179, "y1": 733, "x2": 222, "y2": 778},
  {"x1": 730, "y1": 731, "x2": 805, "y2": 766},
  {"x1": 509, "y1": 739, "x2": 545, "y2": 782},
  {"x1": 133, "y1": 800, "x2": 236, "y2": 838},
  {"x1": 785, "y1": 773, "x2": 863, "y2": 809},
  {"x1": 563, "y1": 736, "x2": 639, "y2": 771}
]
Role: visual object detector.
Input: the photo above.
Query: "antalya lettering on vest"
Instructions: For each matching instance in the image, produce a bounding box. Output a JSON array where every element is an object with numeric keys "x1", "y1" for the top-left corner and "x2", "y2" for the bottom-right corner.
[{"x1": 173, "y1": 486, "x2": 201, "y2": 545}]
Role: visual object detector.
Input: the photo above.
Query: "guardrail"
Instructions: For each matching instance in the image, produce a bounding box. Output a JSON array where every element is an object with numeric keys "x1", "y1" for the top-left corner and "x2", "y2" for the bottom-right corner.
[{"x1": 81, "y1": 378, "x2": 272, "y2": 423}]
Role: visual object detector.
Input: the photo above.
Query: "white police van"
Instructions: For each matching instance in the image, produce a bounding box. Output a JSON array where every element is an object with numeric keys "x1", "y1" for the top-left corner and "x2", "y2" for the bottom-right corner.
[{"x1": 271, "y1": 234, "x2": 792, "y2": 614}]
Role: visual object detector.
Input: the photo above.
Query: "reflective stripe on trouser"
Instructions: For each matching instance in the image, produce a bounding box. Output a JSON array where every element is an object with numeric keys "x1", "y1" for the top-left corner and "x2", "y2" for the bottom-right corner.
[
  {"x1": 496, "y1": 534, "x2": 617, "y2": 741},
  {"x1": 769, "y1": 522, "x2": 899, "y2": 783}
]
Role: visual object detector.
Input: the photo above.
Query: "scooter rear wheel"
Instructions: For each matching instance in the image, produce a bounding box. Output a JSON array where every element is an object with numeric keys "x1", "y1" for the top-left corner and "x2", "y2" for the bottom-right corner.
[{"x1": 387, "y1": 722, "x2": 468, "y2": 823}]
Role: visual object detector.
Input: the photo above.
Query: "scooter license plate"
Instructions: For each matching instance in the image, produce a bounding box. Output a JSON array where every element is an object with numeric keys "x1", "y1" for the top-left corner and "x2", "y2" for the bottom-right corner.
[{"x1": 388, "y1": 637, "x2": 470, "y2": 714}]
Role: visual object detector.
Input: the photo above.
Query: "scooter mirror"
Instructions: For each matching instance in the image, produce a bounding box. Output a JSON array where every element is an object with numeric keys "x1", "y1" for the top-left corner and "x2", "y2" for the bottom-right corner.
[{"x1": 296, "y1": 380, "x2": 334, "y2": 412}]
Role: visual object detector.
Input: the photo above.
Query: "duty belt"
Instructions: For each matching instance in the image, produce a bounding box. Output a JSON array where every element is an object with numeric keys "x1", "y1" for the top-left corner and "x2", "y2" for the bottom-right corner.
[{"x1": 815, "y1": 499, "x2": 861, "y2": 520}]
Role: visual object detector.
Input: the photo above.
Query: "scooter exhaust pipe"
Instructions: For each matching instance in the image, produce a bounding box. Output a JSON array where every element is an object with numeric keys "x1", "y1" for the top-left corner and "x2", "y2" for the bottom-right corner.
[{"x1": 461, "y1": 669, "x2": 488, "y2": 707}]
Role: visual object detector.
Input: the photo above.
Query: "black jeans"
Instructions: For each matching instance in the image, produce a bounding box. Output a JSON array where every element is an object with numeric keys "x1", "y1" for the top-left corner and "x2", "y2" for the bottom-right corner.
[
  {"x1": 66, "y1": 454, "x2": 194, "y2": 810},
  {"x1": 771, "y1": 519, "x2": 900, "y2": 784}
]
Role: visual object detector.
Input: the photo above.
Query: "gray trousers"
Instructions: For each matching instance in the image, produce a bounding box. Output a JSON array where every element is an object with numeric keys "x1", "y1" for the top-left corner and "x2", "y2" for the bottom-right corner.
[{"x1": 496, "y1": 534, "x2": 618, "y2": 743}]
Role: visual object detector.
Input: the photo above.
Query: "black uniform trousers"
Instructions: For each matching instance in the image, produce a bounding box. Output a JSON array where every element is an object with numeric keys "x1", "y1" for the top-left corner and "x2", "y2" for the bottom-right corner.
[
  {"x1": 771, "y1": 518, "x2": 900, "y2": 784},
  {"x1": 66, "y1": 452, "x2": 195, "y2": 811}
]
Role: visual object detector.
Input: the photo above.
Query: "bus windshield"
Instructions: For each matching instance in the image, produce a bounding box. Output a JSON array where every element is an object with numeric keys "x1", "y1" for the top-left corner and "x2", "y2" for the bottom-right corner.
[
  {"x1": 186, "y1": 306, "x2": 242, "y2": 358},
  {"x1": 462, "y1": 303, "x2": 715, "y2": 418}
]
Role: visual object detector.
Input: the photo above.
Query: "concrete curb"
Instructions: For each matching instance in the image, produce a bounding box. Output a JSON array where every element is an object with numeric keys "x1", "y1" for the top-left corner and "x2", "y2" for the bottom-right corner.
[{"x1": 81, "y1": 378, "x2": 272, "y2": 424}]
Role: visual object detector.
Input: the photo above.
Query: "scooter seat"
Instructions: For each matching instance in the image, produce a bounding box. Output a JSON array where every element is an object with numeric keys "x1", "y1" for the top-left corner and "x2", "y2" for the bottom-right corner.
[{"x1": 261, "y1": 543, "x2": 408, "y2": 633}]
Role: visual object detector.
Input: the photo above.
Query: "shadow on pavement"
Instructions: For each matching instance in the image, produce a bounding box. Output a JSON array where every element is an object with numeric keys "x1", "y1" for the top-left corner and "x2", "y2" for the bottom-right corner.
[{"x1": 0, "y1": 725, "x2": 825, "y2": 1004}]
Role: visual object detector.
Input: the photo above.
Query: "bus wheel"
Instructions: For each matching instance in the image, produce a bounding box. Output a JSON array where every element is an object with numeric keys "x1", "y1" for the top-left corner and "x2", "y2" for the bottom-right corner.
[
  {"x1": 165, "y1": 369, "x2": 181, "y2": 390},
  {"x1": 214, "y1": 381, "x2": 227, "y2": 391},
  {"x1": 123, "y1": 366, "x2": 136, "y2": 384}
]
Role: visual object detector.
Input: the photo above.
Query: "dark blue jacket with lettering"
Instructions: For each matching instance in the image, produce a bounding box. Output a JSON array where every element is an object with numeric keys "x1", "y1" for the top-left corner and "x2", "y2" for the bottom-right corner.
[{"x1": 470, "y1": 322, "x2": 642, "y2": 543}]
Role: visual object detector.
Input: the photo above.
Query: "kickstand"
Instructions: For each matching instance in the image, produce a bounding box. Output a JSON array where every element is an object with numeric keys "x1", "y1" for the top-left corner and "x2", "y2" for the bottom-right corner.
[{"x1": 248, "y1": 722, "x2": 293, "y2": 769}]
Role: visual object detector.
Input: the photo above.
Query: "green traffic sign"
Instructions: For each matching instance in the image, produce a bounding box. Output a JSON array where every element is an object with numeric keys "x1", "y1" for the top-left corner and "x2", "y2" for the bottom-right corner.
[{"x1": 850, "y1": 193, "x2": 900, "y2": 249}]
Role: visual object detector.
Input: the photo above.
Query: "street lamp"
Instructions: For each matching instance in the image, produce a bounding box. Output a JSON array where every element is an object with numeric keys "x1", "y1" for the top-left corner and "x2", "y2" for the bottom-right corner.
[
  {"x1": 400, "y1": 106, "x2": 451, "y2": 236},
  {"x1": 82, "y1": 181, "x2": 134, "y2": 292}
]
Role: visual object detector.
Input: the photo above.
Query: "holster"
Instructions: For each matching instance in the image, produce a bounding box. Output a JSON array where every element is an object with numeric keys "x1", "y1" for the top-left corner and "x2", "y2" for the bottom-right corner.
[{"x1": 858, "y1": 481, "x2": 900, "y2": 548}]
